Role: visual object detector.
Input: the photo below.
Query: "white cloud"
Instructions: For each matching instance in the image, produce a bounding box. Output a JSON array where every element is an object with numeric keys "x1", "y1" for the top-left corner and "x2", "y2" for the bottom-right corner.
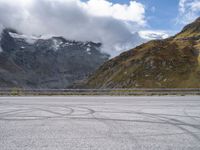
[
  {"x1": 139, "y1": 30, "x2": 169, "y2": 40},
  {"x1": 81, "y1": 0, "x2": 146, "y2": 25},
  {"x1": 0, "y1": 0, "x2": 146, "y2": 56},
  {"x1": 178, "y1": 0, "x2": 200, "y2": 24}
]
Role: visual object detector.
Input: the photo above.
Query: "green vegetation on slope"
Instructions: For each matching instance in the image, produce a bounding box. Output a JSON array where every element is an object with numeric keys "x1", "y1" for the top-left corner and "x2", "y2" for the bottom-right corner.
[{"x1": 85, "y1": 17, "x2": 200, "y2": 88}]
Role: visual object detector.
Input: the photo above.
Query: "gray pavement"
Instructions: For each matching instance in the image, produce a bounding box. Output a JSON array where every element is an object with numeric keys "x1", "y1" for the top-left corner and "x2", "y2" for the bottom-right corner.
[{"x1": 0, "y1": 96, "x2": 200, "y2": 150}]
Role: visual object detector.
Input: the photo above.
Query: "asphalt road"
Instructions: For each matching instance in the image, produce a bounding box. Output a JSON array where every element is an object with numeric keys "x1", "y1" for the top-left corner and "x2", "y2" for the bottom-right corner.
[{"x1": 0, "y1": 96, "x2": 200, "y2": 150}]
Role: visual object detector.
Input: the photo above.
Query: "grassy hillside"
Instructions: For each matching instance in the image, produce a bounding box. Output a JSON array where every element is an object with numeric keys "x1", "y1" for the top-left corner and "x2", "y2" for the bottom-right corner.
[{"x1": 85, "y1": 17, "x2": 200, "y2": 88}]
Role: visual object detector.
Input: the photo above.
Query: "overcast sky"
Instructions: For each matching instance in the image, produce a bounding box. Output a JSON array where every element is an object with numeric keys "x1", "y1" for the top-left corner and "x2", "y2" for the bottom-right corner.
[{"x1": 0, "y1": 0, "x2": 200, "y2": 56}]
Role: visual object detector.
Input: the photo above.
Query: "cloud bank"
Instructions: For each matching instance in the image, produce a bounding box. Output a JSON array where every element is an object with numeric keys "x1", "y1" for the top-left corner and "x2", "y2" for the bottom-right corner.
[{"x1": 0, "y1": 0, "x2": 147, "y2": 56}]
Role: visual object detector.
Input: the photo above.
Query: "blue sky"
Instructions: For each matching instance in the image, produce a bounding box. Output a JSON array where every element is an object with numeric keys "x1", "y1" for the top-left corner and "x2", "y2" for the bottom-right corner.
[
  {"x1": 111, "y1": 0, "x2": 200, "y2": 35},
  {"x1": 140, "y1": 0, "x2": 180, "y2": 32}
]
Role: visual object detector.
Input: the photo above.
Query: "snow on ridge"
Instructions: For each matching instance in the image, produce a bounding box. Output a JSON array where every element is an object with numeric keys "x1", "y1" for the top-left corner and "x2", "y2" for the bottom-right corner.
[
  {"x1": 52, "y1": 39, "x2": 63, "y2": 51},
  {"x1": 9, "y1": 32, "x2": 57, "y2": 44},
  {"x1": 9, "y1": 32, "x2": 39, "y2": 44},
  {"x1": 86, "y1": 47, "x2": 91, "y2": 52},
  {"x1": 8, "y1": 31, "x2": 100, "y2": 49},
  {"x1": 87, "y1": 43, "x2": 91, "y2": 48},
  {"x1": 6, "y1": 30, "x2": 101, "y2": 53},
  {"x1": 86, "y1": 47, "x2": 92, "y2": 55},
  {"x1": 39, "y1": 34, "x2": 56, "y2": 40}
]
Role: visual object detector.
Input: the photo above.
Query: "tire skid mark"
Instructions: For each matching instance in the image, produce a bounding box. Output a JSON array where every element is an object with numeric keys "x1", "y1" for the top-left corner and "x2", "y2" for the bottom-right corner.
[
  {"x1": 95, "y1": 110, "x2": 200, "y2": 119},
  {"x1": 183, "y1": 107, "x2": 200, "y2": 123},
  {"x1": 89, "y1": 107, "x2": 140, "y2": 149},
  {"x1": 0, "y1": 103, "x2": 98, "y2": 121},
  {"x1": 133, "y1": 109, "x2": 200, "y2": 142}
]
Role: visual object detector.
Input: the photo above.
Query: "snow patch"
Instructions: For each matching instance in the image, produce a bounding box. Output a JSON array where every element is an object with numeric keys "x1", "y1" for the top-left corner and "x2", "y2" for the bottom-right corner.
[
  {"x1": 63, "y1": 43, "x2": 69, "y2": 46},
  {"x1": 61, "y1": 41, "x2": 77, "y2": 47},
  {"x1": 87, "y1": 43, "x2": 91, "y2": 48},
  {"x1": 86, "y1": 47, "x2": 91, "y2": 52},
  {"x1": 86, "y1": 47, "x2": 92, "y2": 55},
  {"x1": 52, "y1": 39, "x2": 63, "y2": 51}
]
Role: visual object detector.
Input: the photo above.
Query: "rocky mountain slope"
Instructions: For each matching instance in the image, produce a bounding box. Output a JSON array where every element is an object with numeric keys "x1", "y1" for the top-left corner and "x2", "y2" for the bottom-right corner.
[
  {"x1": 85, "y1": 17, "x2": 200, "y2": 88},
  {"x1": 0, "y1": 28, "x2": 109, "y2": 88}
]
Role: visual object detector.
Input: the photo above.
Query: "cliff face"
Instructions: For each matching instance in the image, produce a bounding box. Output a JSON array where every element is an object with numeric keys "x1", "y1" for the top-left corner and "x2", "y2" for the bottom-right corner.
[
  {"x1": 0, "y1": 29, "x2": 109, "y2": 88},
  {"x1": 85, "y1": 17, "x2": 200, "y2": 88}
]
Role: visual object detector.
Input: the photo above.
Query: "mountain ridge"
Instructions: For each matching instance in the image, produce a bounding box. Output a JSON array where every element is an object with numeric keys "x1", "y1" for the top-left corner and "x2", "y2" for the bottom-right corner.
[
  {"x1": 85, "y1": 17, "x2": 200, "y2": 88},
  {"x1": 0, "y1": 28, "x2": 109, "y2": 88}
]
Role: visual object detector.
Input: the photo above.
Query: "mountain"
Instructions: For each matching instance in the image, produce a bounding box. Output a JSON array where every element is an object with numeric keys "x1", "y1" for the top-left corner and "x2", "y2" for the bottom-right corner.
[
  {"x1": 0, "y1": 28, "x2": 109, "y2": 88},
  {"x1": 85, "y1": 17, "x2": 200, "y2": 88}
]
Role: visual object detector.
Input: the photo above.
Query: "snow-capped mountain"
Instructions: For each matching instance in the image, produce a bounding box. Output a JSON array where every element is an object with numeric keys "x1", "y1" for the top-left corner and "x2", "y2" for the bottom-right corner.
[{"x1": 0, "y1": 28, "x2": 109, "y2": 88}]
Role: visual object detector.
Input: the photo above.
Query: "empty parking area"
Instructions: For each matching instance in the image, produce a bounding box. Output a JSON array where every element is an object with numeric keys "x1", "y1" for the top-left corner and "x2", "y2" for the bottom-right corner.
[{"x1": 0, "y1": 96, "x2": 200, "y2": 150}]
